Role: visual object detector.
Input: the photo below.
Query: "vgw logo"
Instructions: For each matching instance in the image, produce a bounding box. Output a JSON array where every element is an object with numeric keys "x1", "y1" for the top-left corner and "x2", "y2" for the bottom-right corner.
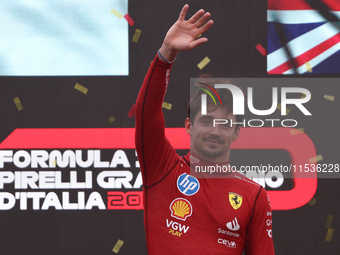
[
  {"x1": 177, "y1": 173, "x2": 200, "y2": 196},
  {"x1": 199, "y1": 82, "x2": 312, "y2": 128}
]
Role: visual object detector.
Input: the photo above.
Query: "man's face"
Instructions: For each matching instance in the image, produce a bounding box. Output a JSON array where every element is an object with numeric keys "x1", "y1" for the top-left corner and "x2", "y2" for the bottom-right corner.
[{"x1": 186, "y1": 106, "x2": 240, "y2": 162}]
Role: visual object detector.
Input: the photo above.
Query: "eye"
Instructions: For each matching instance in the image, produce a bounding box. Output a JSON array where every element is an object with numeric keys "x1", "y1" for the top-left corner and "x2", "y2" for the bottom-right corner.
[{"x1": 201, "y1": 119, "x2": 212, "y2": 125}]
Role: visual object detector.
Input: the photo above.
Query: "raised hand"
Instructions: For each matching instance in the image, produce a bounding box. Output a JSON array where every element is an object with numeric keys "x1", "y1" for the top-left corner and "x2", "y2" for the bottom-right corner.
[{"x1": 159, "y1": 4, "x2": 214, "y2": 62}]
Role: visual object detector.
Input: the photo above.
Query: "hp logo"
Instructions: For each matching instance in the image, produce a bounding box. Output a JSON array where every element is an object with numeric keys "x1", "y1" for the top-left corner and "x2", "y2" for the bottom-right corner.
[{"x1": 177, "y1": 173, "x2": 200, "y2": 196}]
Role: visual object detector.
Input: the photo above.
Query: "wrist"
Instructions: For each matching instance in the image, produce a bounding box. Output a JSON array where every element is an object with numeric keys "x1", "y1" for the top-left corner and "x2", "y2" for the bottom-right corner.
[{"x1": 159, "y1": 43, "x2": 178, "y2": 62}]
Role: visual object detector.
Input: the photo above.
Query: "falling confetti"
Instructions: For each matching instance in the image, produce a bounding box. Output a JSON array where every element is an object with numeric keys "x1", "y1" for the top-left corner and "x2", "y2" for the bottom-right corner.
[
  {"x1": 309, "y1": 155, "x2": 323, "y2": 164},
  {"x1": 290, "y1": 128, "x2": 304, "y2": 135},
  {"x1": 110, "y1": 9, "x2": 124, "y2": 19},
  {"x1": 277, "y1": 103, "x2": 290, "y2": 115},
  {"x1": 325, "y1": 215, "x2": 334, "y2": 228},
  {"x1": 132, "y1": 29, "x2": 142, "y2": 43},
  {"x1": 300, "y1": 93, "x2": 313, "y2": 100},
  {"x1": 325, "y1": 228, "x2": 334, "y2": 242},
  {"x1": 305, "y1": 62, "x2": 312, "y2": 72},
  {"x1": 255, "y1": 44, "x2": 267, "y2": 56},
  {"x1": 162, "y1": 102, "x2": 172, "y2": 110},
  {"x1": 107, "y1": 116, "x2": 115, "y2": 124},
  {"x1": 324, "y1": 95, "x2": 334, "y2": 101},
  {"x1": 112, "y1": 239, "x2": 124, "y2": 253},
  {"x1": 74, "y1": 83, "x2": 88, "y2": 95},
  {"x1": 124, "y1": 14, "x2": 135, "y2": 26},
  {"x1": 197, "y1": 57, "x2": 210, "y2": 70},
  {"x1": 308, "y1": 195, "x2": 321, "y2": 206},
  {"x1": 13, "y1": 97, "x2": 24, "y2": 111}
]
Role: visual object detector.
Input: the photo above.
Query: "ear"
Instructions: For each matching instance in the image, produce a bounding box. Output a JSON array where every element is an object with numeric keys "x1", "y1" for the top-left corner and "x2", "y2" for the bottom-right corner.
[
  {"x1": 185, "y1": 118, "x2": 191, "y2": 136},
  {"x1": 232, "y1": 127, "x2": 240, "y2": 142}
]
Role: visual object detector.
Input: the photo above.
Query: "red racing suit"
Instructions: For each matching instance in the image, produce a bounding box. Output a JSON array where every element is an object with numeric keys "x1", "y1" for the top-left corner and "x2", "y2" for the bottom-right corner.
[{"x1": 135, "y1": 53, "x2": 275, "y2": 255}]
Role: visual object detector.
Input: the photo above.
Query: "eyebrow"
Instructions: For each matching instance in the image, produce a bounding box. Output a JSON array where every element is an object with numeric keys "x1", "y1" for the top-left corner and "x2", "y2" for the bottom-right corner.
[
  {"x1": 199, "y1": 115, "x2": 232, "y2": 121},
  {"x1": 198, "y1": 115, "x2": 214, "y2": 121}
]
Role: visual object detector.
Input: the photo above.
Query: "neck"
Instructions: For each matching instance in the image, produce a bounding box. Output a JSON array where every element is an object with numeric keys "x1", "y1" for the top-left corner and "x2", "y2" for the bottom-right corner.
[
  {"x1": 189, "y1": 148, "x2": 230, "y2": 163},
  {"x1": 189, "y1": 151, "x2": 230, "y2": 166}
]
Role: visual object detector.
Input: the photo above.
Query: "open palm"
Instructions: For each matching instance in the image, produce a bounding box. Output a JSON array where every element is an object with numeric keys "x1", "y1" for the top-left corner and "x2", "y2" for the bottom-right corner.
[{"x1": 160, "y1": 5, "x2": 213, "y2": 60}]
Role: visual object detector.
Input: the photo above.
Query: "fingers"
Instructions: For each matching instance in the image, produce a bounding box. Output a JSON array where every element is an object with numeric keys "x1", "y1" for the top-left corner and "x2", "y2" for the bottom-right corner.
[
  {"x1": 178, "y1": 4, "x2": 189, "y2": 20},
  {"x1": 194, "y1": 12, "x2": 211, "y2": 28},
  {"x1": 188, "y1": 9, "x2": 204, "y2": 23},
  {"x1": 189, "y1": 38, "x2": 208, "y2": 49},
  {"x1": 198, "y1": 20, "x2": 214, "y2": 34}
]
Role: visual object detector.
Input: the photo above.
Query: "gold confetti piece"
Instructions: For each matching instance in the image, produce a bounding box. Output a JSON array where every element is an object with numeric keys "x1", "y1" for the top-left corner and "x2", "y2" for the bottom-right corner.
[
  {"x1": 308, "y1": 198, "x2": 316, "y2": 206},
  {"x1": 13, "y1": 97, "x2": 24, "y2": 111},
  {"x1": 277, "y1": 103, "x2": 290, "y2": 115},
  {"x1": 197, "y1": 34, "x2": 202, "y2": 38},
  {"x1": 112, "y1": 239, "x2": 124, "y2": 253},
  {"x1": 107, "y1": 116, "x2": 115, "y2": 123},
  {"x1": 162, "y1": 102, "x2": 172, "y2": 110},
  {"x1": 325, "y1": 228, "x2": 334, "y2": 242},
  {"x1": 52, "y1": 160, "x2": 57, "y2": 167},
  {"x1": 132, "y1": 28, "x2": 142, "y2": 43},
  {"x1": 308, "y1": 195, "x2": 321, "y2": 206},
  {"x1": 305, "y1": 62, "x2": 312, "y2": 72},
  {"x1": 74, "y1": 83, "x2": 88, "y2": 94},
  {"x1": 301, "y1": 93, "x2": 313, "y2": 99},
  {"x1": 324, "y1": 95, "x2": 335, "y2": 101},
  {"x1": 110, "y1": 9, "x2": 124, "y2": 19},
  {"x1": 290, "y1": 128, "x2": 304, "y2": 135},
  {"x1": 197, "y1": 57, "x2": 210, "y2": 70},
  {"x1": 326, "y1": 215, "x2": 334, "y2": 228},
  {"x1": 309, "y1": 155, "x2": 323, "y2": 164}
]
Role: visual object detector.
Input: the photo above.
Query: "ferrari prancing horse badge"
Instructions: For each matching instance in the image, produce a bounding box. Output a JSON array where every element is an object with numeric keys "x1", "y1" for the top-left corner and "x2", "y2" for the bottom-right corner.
[{"x1": 229, "y1": 192, "x2": 243, "y2": 210}]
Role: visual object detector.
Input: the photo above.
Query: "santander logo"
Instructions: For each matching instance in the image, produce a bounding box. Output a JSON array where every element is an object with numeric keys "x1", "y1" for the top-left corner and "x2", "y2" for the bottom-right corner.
[{"x1": 227, "y1": 217, "x2": 240, "y2": 231}]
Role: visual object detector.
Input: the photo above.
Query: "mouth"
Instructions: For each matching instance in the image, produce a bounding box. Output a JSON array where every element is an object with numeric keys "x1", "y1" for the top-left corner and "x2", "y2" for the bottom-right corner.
[{"x1": 203, "y1": 138, "x2": 224, "y2": 144}]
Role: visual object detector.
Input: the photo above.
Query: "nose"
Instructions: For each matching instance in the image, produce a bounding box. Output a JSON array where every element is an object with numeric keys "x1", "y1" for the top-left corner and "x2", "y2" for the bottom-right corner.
[{"x1": 209, "y1": 123, "x2": 222, "y2": 137}]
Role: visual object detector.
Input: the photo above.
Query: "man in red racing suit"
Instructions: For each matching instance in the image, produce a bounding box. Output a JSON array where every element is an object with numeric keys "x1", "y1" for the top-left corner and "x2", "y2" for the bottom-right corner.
[{"x1": 135, "y1": 4, "x2": 275, "y2": 255}]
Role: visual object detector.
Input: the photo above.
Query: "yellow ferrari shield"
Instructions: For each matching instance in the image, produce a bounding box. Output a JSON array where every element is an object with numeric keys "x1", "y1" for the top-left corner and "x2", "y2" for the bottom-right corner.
[{"x1": 229, "y1": 192, "x2": 243, "y2": 210}]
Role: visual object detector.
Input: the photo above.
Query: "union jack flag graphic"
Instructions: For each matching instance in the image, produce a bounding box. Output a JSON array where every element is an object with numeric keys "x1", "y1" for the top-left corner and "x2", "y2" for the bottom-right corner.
[{"x1": 267, "y1": 0, "x2": 340, "y2": 74}]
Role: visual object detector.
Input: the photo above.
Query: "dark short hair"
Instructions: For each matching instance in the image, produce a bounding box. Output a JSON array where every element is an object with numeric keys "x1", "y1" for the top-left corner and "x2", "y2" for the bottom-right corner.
[{"x1": 187, "y1": 77, "x2": 244, "y2": 131}]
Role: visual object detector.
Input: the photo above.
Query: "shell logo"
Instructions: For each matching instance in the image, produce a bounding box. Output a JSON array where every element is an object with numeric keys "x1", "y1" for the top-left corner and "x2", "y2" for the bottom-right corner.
[{"x1": 169, "y1": 198, "x2": 193, "y2": 221}]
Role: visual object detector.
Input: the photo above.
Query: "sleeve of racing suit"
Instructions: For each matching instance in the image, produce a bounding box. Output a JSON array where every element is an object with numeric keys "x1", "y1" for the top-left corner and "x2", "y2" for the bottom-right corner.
[
  {"x1": 244, "y1": 187, "x2": 275, "y2": 255},
  {"x1": 135, "y1": 53, "x2": 179, "y2": 188}
]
